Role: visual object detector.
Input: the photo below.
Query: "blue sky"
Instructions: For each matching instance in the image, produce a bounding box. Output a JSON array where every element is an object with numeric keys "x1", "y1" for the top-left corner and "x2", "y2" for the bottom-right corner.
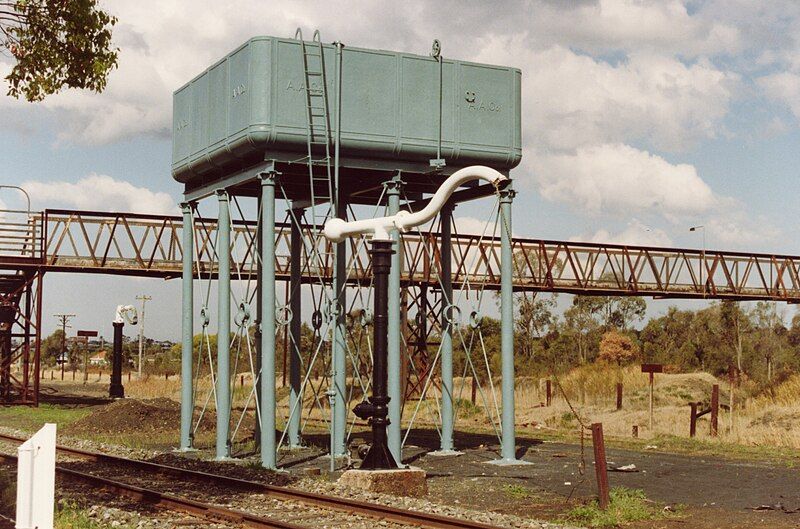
[{"x1": 2, "y1": 0, "x2": 800, "y2": 339}]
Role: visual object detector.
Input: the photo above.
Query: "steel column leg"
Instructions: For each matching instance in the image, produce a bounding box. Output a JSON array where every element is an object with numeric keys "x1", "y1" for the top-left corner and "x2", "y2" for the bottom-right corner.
[
  {"x1": 179, "y1": 202, "x2": 194, "y2": 451},
  {"x1": 260, "y1": 173, "x2": 277, "y2": 469},
  {"x1": 288, "y1": 208, "x2": 303, "y2": 448},
  {"x1": 215, "y1": 190, "x2": 232, "y2": 460},
  {"x1": 491, "y1": 183, "x2": 527, "y2": 465},
  {"x1": 386, "y1": 177, "x2": 402, "y2": 461},
  {"x1": 437, "y1": 202, "x2": 457, "y2": 454},
  {"x1": 332, "y1": 200, "x2": 347, "y2": 459}
]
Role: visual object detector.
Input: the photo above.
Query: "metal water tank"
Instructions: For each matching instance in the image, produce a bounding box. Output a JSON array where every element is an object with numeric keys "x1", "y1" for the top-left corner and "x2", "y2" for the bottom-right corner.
[{"x1": 172, "y1": 36, "x2": 522, "y2": 184}]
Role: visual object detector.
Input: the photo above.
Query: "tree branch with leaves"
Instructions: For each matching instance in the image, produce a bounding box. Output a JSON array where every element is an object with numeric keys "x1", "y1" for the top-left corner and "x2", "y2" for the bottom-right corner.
[{"x1": 1, "y1": 0, "x2": 118, "y2": 101}]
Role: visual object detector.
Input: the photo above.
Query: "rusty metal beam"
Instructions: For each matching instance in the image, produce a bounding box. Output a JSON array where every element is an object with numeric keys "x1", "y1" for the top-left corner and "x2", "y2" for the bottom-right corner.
[{"x1": 3, "y1": 209, "x2": 800, "y2": 302}]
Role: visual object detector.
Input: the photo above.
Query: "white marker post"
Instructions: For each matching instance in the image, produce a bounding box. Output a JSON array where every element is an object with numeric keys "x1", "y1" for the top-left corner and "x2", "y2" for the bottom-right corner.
[{"x1": 15, "y1": 423, "x2": 56, "y2": 529}]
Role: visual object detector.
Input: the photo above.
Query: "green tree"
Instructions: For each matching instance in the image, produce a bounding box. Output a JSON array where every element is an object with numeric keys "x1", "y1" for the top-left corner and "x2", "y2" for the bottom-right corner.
[
  {"x1": 719, "y1": 301, "x2": 750, "y2": 373},
  {"x1": 40, "y1": 328, "x2": 65, "y2": 365},
  {"x1": 1, "y1": 0, "x2": 118, "y2": 101},
  {"x1": 514, "y1": 292, "x2": 557, "y2": 359},
  {"x1": 562, "y1": 296, "x2": 604, "y2": 364},
  {"x1": 752, "y1": 301, "x2": 787, "y2": 382}
]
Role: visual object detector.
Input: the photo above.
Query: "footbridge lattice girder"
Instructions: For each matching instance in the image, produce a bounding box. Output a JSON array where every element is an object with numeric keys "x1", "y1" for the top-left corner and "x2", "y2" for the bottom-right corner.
[{"x1": 20, "y1": 209, "x2": 800, "y2": 303}]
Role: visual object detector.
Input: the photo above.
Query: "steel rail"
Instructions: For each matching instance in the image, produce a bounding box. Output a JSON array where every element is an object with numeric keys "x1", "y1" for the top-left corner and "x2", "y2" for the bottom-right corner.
[
  {"x1": 0, "y1": 451, "x2": 305, "y2": 529},
  {"x1": 0, "y1": 433, "x2": 504, "y2": 529}
]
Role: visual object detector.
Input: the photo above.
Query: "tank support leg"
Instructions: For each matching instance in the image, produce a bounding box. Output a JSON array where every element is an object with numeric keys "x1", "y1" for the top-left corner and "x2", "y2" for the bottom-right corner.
[
  {"x1": 386, "y1": 176, "x2": 403, "y2": 462},
  {"x1": 434, "y1": 202, "x2": 458, "y2": 455},
  {"x1": 179, "y1": 202, "x2": 194, "y2": 451},
  {"x1": 288, "y1": 207, "x2": 303, "y2": 448},
  {"x1": 215, "y1": 190, "x2": 232, "y2": 460},
  {"x1": 260, "y1": 172, "x2": 278, "y2": 469},
  {"x1": 491, "y1": 183, "x2": 528, "y2": 466},
  {"x1": 332, "y1": 200, "x2": 348, "y2": 460}
]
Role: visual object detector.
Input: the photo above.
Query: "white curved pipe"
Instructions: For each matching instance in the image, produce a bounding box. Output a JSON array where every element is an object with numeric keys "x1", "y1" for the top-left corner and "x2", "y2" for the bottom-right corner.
[
  {"x1": 114, "y1": 305, "x2": 138, "y2": 325},
  {"x1": 323, "y1": 165, "x2": 507, "y2": 242}
]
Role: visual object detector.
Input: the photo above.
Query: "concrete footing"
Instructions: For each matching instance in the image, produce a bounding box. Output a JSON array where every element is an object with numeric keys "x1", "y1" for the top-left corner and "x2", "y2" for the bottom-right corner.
[{"x1": 339, "y1": 467, "x2": 428, "y2": 497}]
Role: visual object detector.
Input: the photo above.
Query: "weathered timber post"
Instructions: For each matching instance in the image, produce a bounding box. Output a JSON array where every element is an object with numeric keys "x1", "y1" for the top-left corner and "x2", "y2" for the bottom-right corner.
[
  {"x1": 546, "y1": 379, "x2": 552, "y2": 407},
  {"x1": 591, "y1": 423, "x2": 610, "y2": 510},
  {"x1": 710, "y1": 384, "x2": 719, "y2": 437}
]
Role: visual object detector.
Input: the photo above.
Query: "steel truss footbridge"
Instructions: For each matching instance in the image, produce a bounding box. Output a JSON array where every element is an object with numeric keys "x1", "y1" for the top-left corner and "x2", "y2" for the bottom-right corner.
[{"x1": 2, "y1": 205, "x2": 799, "y2": 463}]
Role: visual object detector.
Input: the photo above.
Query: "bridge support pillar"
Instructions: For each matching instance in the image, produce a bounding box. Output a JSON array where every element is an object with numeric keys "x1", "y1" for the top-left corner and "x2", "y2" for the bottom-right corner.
[
  {"x1": 179, "y1": 202, "x2": 194, "y2": 451},
  {"x1": 434, "y1": 201, "x2": 458, "y2": 455},
  {"x1": 288, "y1": 207, "x2": 303, "y2": 449},
  {"x1": 259, "y1": 173, "x2": 278, "y2": 469},
  {"x1": 491, "y1": 182, "x2": 528, "y2": 466},
  {"x1": 386, "y1": 176, "x2": 403, "y2": 462},
  {"x1": 215, "y1": 190, "x2": 232, "y2": 460}
]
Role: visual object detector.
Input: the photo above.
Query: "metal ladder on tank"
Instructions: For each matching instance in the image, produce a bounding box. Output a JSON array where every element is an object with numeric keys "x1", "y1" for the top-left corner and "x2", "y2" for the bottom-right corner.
[{"x1": 295, "y1": 28, "x2": 335, "y2": 229}]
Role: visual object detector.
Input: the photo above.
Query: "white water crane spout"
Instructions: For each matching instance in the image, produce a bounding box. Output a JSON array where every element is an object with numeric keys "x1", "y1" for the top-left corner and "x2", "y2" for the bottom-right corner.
[
  {"x1": 114, "y1": 305, "x2": 138, "y2": 325},
  {"x1": 323, "y1": 165, "x2": 507, "y2": 242}
]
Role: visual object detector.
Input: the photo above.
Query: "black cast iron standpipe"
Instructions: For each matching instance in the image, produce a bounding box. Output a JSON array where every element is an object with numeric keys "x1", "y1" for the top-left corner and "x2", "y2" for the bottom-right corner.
[
  {"x1": 110, "y1": 321, "x2": 124, "y2": 398},
  {"x1": 353, "y1": 239, "x2": 398, "y2": 469}
]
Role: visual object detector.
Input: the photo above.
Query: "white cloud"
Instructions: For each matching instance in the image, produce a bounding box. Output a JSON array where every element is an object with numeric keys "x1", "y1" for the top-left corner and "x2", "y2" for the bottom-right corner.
[
  {"x1": 574, "y1": 219, "x2": 674, "y2": 247},
  {"x1": 529, "y1": 0, "x2": 741, "y2": 57},
  {"x1": 534, "y1": 143, "x2": 717, "y2": 216},
  {"x1": 758, "y1": 72, "x2": 800, "y2": 120},
  {"x1": 705, "y1": 212, "x2": 780, "y2": 250},
  {"x1": 0, "y1": 0, "x2": 740, "y2": 151},
  {"x1": 453, "y1": 216, "x2": 499, "y2": 237},
  {"x1": 476, "y1": 40, "x2": 736, "y2": 153},
  {"x1": 21, "y1": 174, "x2": 177, "y2": 215}
]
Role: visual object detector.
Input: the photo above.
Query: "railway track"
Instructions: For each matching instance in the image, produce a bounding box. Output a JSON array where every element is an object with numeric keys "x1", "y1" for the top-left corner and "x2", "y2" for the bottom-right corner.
[{"x1": 0, "y1": 433, "x2": 507, "y2": 529}]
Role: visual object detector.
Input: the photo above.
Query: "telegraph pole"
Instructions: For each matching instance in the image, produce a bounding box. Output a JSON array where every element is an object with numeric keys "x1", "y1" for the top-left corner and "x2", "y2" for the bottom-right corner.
[
  {"x1": 135, "y1": 295, "x2": 151, "y2": 378},
  {"x1": 53, "y1": 314, "x2": 75, "y2": 381}
]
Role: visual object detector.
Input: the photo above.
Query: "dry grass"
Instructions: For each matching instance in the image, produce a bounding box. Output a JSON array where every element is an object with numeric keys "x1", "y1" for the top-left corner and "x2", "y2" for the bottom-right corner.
[{"x1": 39, "y1": 365, "x2": 800, "y2": 452}]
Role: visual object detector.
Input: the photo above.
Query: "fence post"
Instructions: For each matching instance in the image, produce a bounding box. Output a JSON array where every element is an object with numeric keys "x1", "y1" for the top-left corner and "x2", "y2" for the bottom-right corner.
[
  {"x1": 616, "y1": 382, "x2": 623, "y2": 410},
  {"x1": 710, "y1": 384, "x2": 719, "y2": 437},
  {"x1": 471, "y1": 376, "x2": 477, "y2": 405},
  {"x1": 591, "y1": 423, "x2": 610, "y2": 510},
  {"x1": 689, "y1": 402, "x2": 698, "y2": 438},
  {"x1": 546, "y1": 379, "x2": 552, "y2": 407}
]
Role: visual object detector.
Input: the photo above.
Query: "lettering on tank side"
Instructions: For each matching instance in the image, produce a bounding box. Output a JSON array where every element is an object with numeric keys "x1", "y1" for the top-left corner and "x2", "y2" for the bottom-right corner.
[
  {"x1": 232, "y1": 83, "x2": 247, "y2": 99},
  {"x1": 285, "y1": 80, "x2": 324, "y2": 92},
  {"x1": 465, "y1": 91, "x2": 501, "y2": 112}
]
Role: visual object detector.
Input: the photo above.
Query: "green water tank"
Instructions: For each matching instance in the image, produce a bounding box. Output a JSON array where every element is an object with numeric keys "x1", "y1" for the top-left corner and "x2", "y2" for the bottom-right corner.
[{"x1": 172, "y1": 36, "x2": 522, "y2": 184}]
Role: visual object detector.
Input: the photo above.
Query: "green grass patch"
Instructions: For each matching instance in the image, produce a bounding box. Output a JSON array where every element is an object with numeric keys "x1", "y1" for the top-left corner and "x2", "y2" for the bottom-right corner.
[
  {"x1": 503, "y1": 483, "x2": 532, "y2": 499},
  {"x1": 56, "y1": 502, "x2": 131, "y2": 529},
  {"x1": 0, "y1": 404, "x2": 93, "y2": 433},
  {"x1": 563, "y1": 487, "x2": 664, "y2": 528}
]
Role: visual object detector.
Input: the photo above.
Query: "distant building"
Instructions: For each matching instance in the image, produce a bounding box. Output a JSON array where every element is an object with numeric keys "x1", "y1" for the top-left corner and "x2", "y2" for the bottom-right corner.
[{"x1": 89, "y1": 351, "x2": 107, "y2": 366}]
